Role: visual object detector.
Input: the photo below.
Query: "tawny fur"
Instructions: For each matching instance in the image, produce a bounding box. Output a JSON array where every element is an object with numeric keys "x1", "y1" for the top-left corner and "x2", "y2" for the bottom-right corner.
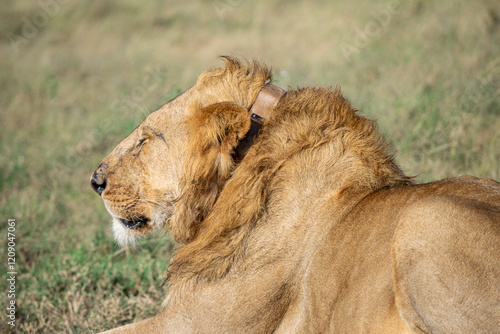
[
  {"x1": 168, "y1": 85, "x2": 413, "y2": 283},
  {"x1": 92, "y1": 57, "x2": 500, "y2": 334}
]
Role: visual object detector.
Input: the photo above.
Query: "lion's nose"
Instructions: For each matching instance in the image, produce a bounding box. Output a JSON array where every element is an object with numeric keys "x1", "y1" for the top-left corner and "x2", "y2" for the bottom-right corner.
[
  {"x1": 91, "y1": 174, "x2": 106, "y2": 196},
  {"x1": 91, "y1": 163, "x2": 108, "y2": 196}
]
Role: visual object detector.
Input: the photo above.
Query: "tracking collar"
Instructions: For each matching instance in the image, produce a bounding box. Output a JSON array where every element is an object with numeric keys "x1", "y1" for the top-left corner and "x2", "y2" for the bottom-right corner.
[{"x1": 233, "y1": 83, "x2": 285, "y2": 161}]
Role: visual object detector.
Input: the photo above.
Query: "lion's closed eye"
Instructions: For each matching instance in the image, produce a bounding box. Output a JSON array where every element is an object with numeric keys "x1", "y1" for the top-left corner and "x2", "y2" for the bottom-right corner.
[
  {"x1": 137, "y1": 137, "x2": 147, "y2": 148},
  {"x1": 130, "y1": 138, "x2": 147, "y2": 157}
]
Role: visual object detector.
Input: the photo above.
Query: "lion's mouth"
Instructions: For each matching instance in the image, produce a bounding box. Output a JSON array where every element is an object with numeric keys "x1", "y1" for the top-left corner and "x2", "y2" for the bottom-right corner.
[{"x1": 118, "y1": 217, "x2": 149, "y2": 229}]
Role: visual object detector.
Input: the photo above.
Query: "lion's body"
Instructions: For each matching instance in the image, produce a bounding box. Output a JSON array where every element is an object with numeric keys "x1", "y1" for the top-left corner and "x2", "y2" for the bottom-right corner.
[
  {"x1": 92, "y1": 58, "x2": 500, "y2": 333},
  {"x1": 276, "y1": 177, "x2": 500, "y2": 333}
]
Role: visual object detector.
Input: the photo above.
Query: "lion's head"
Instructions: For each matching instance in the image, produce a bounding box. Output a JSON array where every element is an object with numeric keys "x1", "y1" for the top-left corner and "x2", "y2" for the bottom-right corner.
[{"x1": 91, "y1": 57, "x2": 271, "y2": 245}]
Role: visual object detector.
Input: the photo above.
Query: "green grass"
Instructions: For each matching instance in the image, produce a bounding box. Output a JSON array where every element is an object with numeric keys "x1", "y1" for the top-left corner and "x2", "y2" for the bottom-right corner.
[{"x1": 0, "y1": 0, "x2": 499, "y2": 332}]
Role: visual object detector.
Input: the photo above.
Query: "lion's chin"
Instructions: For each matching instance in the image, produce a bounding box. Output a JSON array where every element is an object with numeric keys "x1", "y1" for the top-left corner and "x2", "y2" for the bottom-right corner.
[{"x1": 112, "y1": 218, "x2": 143, "y2": 246}]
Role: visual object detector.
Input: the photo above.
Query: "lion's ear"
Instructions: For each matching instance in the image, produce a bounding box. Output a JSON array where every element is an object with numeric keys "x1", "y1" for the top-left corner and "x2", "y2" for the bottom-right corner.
[
  {"x1": 170, "y1": 102, "x2": 250, "y2": 244},
  {"x1": 190, "y1": 102, "x2": 251, "y2": 155}
]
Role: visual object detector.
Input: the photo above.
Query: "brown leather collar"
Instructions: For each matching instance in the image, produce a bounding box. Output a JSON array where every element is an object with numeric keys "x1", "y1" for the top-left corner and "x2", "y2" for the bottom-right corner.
[{"x1": 233, "y1": 83, "x2": 285, "y2": 162}]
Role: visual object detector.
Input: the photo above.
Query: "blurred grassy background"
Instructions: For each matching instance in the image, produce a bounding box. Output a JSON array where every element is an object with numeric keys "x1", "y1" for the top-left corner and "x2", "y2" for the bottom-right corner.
[{"x1": 0, "y1": 0, "x2": 499, "y2": 332}]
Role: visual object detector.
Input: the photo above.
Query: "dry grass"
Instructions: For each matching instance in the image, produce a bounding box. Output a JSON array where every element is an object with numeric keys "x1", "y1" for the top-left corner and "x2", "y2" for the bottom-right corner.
[{"x1": 0, "y1": 0, "x2": 499, "y2": 332}]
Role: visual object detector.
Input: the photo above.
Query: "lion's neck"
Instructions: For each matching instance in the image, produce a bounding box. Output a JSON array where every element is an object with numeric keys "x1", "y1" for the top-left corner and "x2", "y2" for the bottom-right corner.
[{"x1": 167, "y1": 87, "x2": 412, "y2": 285}]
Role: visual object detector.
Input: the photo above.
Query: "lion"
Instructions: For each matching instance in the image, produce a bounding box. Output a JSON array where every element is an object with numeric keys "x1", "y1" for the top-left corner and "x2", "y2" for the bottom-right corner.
[{"x1": 91, "y1": 57, "x2": 500, "y2": 333}]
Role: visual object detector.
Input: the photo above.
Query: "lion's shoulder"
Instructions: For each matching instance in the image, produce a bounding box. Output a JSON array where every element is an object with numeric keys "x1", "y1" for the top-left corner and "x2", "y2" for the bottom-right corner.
[{"x1": 391, "y1": 177, "x2": 500, "y2": 333}]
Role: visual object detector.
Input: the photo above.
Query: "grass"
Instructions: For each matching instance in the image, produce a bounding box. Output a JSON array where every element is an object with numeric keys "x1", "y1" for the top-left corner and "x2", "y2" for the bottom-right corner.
[{"x1": 0, "y1": 0, "x2": 499, "y2": 332}]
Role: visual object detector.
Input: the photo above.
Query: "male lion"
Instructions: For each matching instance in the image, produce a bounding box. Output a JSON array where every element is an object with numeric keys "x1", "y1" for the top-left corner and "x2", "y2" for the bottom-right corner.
[{"x1": 91, "y1": 57, "x2": 500, "y2": 333}]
